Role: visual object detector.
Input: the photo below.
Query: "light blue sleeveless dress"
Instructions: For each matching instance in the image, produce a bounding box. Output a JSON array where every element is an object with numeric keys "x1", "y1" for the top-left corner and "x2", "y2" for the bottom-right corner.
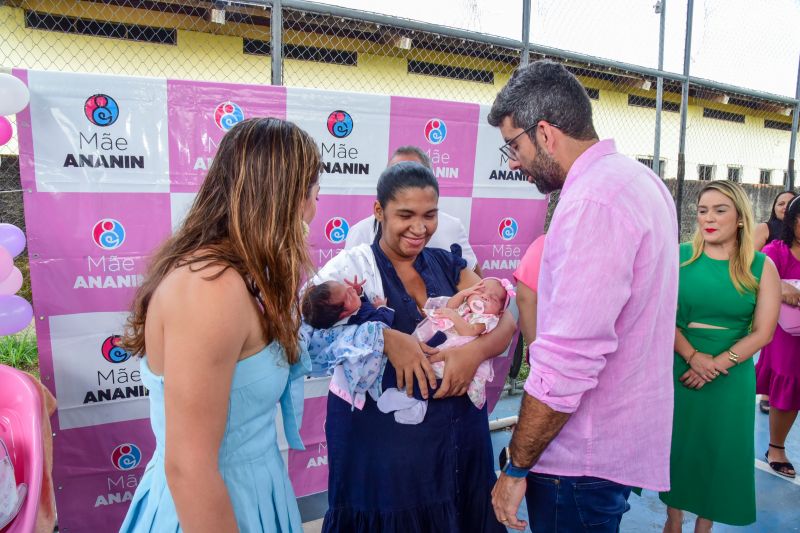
[{"x1": 120, "y1": 341, "x2": 310, "y2": 532}]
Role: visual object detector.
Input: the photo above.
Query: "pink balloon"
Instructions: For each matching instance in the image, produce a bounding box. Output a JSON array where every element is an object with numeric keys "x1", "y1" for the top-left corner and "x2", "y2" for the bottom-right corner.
[
  {"x1": 0, "y1": 295, "x2": 32, "y2": 336},
  {"x1": 0, "y1": 247, "x2": 12, "y2": 281},
  {"x1": 0, "y1": 117, "x2": 12, "y2": 146},
  {"x1": 0, "y1": 267, "x2": 22, "y2": 295}
]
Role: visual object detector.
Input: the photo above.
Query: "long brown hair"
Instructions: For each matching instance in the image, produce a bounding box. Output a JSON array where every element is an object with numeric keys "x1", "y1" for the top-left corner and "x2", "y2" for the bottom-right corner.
[
  {"x1": 122, "y1": 117, "x2": 320, "y2": 363},
  {"x1": 683, "y1": 180, "x2": 759, "y2": 294}
]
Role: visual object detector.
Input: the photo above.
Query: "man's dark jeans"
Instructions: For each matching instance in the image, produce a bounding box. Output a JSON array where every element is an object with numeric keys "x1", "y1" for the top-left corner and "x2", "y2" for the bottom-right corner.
[{"x1": 524, "y1": 473, "x2": 632, "y2": 533}]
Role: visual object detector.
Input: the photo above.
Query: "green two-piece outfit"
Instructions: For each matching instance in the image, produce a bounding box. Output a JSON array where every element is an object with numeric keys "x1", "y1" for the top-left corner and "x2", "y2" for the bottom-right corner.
[{"x1": 659, "y1": 242, "x2": 765, "y2": 525}]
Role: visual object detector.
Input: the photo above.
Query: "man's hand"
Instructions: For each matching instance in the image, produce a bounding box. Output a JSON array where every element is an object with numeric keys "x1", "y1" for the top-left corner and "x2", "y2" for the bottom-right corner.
[
  {"x1": 429, "y1": 344, "x2": 482, "y2": 399},
  {"x1": 383, "y1": 329, "x2": 438, "y2": 398},
  {"x1": 491, "y1": 474, "x2": 528, "y2": 531}
]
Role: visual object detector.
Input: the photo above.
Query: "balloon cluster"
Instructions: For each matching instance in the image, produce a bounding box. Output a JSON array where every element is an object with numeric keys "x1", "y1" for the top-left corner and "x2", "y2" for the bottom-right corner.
[
  {"x1": 0, "y1": 224, "x2": 31, "y2": 335},
  {"x1": 0, "y1": 73, "x2": 30, "y2": 147},
  {"x1": 0, "y1": 73, "x2": 32, "y2": 334}
]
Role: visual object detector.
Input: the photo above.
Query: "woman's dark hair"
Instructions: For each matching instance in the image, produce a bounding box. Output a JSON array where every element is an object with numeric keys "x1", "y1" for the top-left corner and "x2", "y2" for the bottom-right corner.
[
  {"x1": 301, "y1": 282, "x2": 345, "y2": 329},
  {"x1": 779, "y1": 195, "x2": 800, "y2": 247},
  {"x1": 374, "y1": 161, "x2": 439, "y2": 240},
  {"x1": 767, "y1": 190, "x2": 797, "y2": 244}
]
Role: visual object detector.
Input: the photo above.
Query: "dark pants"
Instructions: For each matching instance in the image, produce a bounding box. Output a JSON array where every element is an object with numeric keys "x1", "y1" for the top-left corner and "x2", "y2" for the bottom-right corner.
[{"x1": 525, "y1": 473, "x2": 632, "y2": 533}]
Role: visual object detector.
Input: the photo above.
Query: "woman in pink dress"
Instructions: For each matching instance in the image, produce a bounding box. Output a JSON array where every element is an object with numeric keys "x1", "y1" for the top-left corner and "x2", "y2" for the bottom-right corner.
[{"x1": 756, "y1": 195, "x2": 800, "y2": 478}]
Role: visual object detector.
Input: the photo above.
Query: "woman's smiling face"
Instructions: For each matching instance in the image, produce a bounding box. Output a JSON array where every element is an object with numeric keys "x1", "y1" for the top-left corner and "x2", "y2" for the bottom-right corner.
[{"x1": 376, "y1": 186, "x2": 439, "y2": 259}]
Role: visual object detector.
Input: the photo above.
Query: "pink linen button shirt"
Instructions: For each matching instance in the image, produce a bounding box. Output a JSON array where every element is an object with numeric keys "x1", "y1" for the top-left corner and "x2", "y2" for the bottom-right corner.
[{"x1": 524, "y1": 139, "x2": 678, "y2": 490}]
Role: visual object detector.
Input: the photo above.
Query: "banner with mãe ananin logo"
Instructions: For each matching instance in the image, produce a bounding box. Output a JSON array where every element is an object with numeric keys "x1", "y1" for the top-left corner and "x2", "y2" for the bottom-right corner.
[{"x1": 14, "y1": 69, "x2": 546, "y2": 531}]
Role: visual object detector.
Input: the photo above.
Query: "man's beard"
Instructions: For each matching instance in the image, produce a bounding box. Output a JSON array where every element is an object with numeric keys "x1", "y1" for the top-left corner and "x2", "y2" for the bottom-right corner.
[{"x1": 522, "y1": 140, "x2": 566, "y2": 194}]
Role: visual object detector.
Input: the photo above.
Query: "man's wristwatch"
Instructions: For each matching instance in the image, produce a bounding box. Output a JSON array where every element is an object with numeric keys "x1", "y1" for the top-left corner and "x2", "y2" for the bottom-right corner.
[{"x1": 498, "y1": 446, "x2": 530, "y2": 478}]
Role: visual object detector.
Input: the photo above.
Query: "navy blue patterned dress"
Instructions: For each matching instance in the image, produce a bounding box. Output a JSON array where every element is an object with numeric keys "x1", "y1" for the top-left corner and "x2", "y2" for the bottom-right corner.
[{"x1": 322, "y1": 242, "x2": 505, "y2": 533}]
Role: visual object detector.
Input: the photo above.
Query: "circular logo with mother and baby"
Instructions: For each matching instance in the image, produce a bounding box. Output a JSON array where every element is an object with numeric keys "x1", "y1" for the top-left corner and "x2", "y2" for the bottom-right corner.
[
  {"x1": 324, "y1": 217, "x2": 350, "y2": 244},
  {"x1": 327, "y1": 110, "x2": 354, "y2": 138},
  {"x1": 111, "y1": 443, "x2": 142, "y2": 471},
  {"x1": 214, "y1": 101, "x2": 245, "y2": 132},
  {"x1": 498, "y1": 217, "x2": 519, "y2": 241},
  {"x1": 424, "y1": 118, "x2": 447, "y2": 145},
  {"x1": 92, "y1": 218, "x2": 126, "y2": 250},
  {"x1": 101, "y1": 335, "x2": 132, "y2": 364},
  {"x1": 84, "y1": 94, "x2": 120, "y2": 127}
]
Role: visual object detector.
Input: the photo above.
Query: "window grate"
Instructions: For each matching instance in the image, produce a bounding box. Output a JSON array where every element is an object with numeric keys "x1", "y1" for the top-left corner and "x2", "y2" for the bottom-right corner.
[
  {"x1": 703, "y1": 108, "x2": 745, "y2": 124},
  {"x1": 284, "y1": 44, "x2": 357, "y2": 66},
  {"x1": 764, "y1": 120, "x2": 793, "y2": 132},
  {"x1": 407, "y1": 60, "x2": 494, "y2": 84},
  {"x1": 24, "y1": 10, "x2": 176, "y2": 45},
  {"x1": 628, "y1": 95, "x2": 679, "y2": 112}
]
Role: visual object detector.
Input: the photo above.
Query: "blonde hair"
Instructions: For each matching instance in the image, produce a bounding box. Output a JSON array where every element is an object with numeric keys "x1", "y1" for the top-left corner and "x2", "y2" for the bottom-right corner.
[
  {"x1": 122, "y1": 118, "x2": 320, "y2": 364},
  {"x1": 683, "y1": 180, "x2": 758, "y2": 294}
]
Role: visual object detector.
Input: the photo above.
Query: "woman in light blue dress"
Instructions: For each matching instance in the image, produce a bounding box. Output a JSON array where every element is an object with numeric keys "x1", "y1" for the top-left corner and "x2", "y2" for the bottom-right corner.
[{"x1": 119, "y1": 118, "x2": 321, "y2": 532}]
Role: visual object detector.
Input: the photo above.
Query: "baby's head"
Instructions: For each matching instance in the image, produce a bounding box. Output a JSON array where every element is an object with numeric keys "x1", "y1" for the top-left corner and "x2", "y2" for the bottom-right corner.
[
  {"x1": 466, "y1": 278, "x2": 514, "y2": 315},
  {"x1": 301, "y1": 281, "x2": 362, "y2": 329}
]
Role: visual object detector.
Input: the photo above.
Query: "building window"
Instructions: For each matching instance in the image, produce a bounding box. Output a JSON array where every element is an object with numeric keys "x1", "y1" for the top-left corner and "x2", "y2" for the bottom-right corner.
[
  {"x1": 284, "y1": 44, "x2": 357, "y2": 66},
  {"x1": 25, "y1": 10, "x2": 176, "y2": 45},
  {"x1": 764, "y1": 120, "x2": 793, "y2": 131},
  {"x1": 698, "y1": 164, "x2": 715, "y2": 181},
  {"x1": 637, "y1": 157, "x2": 666, "y2": 178},
  {"x1": 627, "y1": 95, "x2": 680, "y2": 112},
  {"x1": 727, "y1": 166, "x2": 742, "y2": 182},
  {"x1": 759, "y1": 169, "x2": 772, "y2": 185},
  {"x1": 243, "y1": 38, "x2": 271, "y2": 56},
  {"x1": 585, "y1": 88, "x2": 600, "y2": 100},
  {"x1": 703, "y1": 108, "x2": 745, "y2": 124},
  {"x1": 407, "y1": 60, "x2": 493, "y2": 84}
]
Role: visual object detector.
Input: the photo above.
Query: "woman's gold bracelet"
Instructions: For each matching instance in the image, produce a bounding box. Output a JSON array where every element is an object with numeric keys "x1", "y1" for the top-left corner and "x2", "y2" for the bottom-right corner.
[
  {"x1": 727, "y1": 350, "x2": 740, "y2": 365},
  {"x1": 686, "y1": 349, "x2": 698, "y2": 365}
]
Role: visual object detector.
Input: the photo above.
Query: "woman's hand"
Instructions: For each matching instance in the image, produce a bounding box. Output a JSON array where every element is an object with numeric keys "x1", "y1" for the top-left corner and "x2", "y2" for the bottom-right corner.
[
  {"x1": 383, "y1": 329, "x2": 438, "y2": 398},
  {"x1": 679, "y1": 368, "x2": 706, "y2": 389},
  {"x1": 780, "y1": 281, "x2": 800, "y2": 306},
  {"x1": 433, "y1": 308, "x2": 459, "y2": 320},
  {"x1": 712, "y1": 355, "x2": 733, "y2": 376},
  {"x1": 689, "y1": 352, "x2": 721, "y2": 382},
  {"x1": 429, "y1": 344, "x2": 483, "y2": 399}
]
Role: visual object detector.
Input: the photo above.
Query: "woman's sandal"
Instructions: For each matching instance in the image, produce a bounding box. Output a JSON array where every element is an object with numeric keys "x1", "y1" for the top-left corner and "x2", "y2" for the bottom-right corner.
[
  {"x1": 765, "y1": 443, "x2": 796, "y2": 479},
  {"x1": 759, "y1": 399, "x2": 770, "y2": 414}
]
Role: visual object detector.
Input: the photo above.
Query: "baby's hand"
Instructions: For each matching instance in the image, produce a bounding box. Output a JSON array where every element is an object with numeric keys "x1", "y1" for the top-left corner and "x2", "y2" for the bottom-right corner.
[
  {"x1": 372, "y1": 296, "x2": 388, "y2": 307},
  {"x1": 344, "y1": 275, "x2": 367, "y2": 295}
]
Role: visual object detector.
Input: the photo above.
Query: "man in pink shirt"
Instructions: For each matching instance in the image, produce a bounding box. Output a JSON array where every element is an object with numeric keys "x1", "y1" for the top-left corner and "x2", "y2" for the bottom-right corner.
[{"x1": 488, "y1": 61, "x2": 678, "y2": 532}]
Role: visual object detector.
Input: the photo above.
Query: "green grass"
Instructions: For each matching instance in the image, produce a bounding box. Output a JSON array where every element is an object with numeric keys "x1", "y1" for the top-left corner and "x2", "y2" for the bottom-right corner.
[{"x1": 0, "y1": 330, "x2": 39, "y2": 378}]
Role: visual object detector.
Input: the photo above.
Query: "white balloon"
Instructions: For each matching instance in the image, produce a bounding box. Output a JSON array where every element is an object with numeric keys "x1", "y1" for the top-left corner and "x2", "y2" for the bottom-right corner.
[{"x1": 0, "y1": 73, "x2": 30, "y2": 116}]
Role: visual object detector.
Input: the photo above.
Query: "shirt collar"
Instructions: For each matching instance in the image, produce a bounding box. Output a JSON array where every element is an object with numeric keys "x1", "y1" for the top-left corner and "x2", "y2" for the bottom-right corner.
[{"x1": 561, "y1": 139, "x2": 617, "y2": 194}]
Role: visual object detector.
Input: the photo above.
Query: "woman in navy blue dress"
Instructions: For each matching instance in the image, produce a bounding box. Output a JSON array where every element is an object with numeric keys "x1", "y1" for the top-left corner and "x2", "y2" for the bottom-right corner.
[{"x1": 322, "y1": 162, "x2": 514, "y2": 532}]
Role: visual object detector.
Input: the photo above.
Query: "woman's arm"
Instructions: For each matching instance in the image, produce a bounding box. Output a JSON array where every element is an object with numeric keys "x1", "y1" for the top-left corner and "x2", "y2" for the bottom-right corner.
[
  {"x1": 516, "y1": 281, "x2": 537, "y2": 345},
  {"x1": 712, "y1": 258, "x2": 781, "y2": 372},
  {"x1": 161, "y1": 268, "x2": 251, "y2": 533},
  {"x1": 754, "y1": 223, "x2": 769, "y2": 252}
]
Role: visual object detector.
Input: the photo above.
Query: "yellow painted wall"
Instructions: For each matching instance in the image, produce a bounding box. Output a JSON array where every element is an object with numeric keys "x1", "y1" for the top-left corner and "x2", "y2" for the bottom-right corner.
[{"x1": 0, "y1": 3, "x2": 795, "y2": 184}]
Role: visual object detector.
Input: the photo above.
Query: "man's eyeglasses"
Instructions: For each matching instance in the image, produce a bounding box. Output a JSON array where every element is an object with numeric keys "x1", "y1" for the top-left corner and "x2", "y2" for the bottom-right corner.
[{"x1": 499, "y1": 120, "x2": 560, "y2": 161}]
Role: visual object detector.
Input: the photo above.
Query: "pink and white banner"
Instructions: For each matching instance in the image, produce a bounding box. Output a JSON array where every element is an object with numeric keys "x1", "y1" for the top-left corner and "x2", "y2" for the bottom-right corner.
[{"x1": 14, "y1": 69, "x2": 546, "y2": 532}]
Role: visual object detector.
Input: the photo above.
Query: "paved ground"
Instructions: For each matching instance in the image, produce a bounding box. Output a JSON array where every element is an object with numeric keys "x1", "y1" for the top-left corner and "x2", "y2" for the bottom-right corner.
[{"x1": 301, "y1": 390, "x2": 800, "y2": 532}]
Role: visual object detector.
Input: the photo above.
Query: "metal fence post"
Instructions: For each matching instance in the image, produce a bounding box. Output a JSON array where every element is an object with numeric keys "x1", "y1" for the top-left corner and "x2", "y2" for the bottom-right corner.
[
  {"x1": 653, "y1": 0, "x2": 666, "y2": 179},
  {"x1": 520, "y1": 0, "x2": 531, "y2": 68},
  {"x1": 789, "y1": 54, "x2": 800, "y2": 190},
  {"x1": 676, "y1": 0, "x2": 694, "y2": 235},
  {"x1": 271, "y1": 0, "x2": 283, "y2": 86}
]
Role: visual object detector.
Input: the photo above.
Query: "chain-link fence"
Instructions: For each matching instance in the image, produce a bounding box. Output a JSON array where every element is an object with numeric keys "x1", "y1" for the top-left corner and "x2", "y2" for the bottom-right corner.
[{"x1": 0, "y1": 0, "x2": 798, "y2": 237}]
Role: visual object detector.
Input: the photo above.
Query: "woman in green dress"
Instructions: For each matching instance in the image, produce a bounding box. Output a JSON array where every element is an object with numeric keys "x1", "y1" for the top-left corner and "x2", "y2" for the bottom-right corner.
[{"x1": 661, "y1": 180, "x2": 780, "y2": 532}]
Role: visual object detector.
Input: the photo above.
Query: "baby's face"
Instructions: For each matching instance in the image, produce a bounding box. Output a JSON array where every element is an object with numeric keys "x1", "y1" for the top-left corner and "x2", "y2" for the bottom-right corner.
[
  {"x1": 467, "y1": 279, "x2": 506, "y2": 315},
  {"x1": 329, "y1": 282, "x2": 362, "y2": 318}
]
